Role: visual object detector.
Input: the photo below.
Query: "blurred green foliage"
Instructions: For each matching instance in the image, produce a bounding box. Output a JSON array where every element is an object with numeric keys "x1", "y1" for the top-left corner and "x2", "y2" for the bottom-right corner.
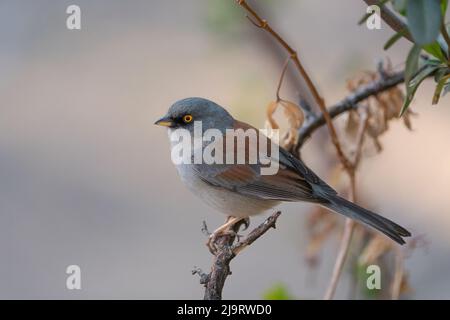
[
  {"x1": 204, "y1": 0, "x2": 243, "y2": 36},
  {"x1": 355, "y1": 263, "x2": 382, "y2": 299},
  {"x1": 204, "y1": 0, "x2": 275, "y2": 38},
  {"x1": 361, "y1": 0, "x2": 450, "y2": 114},
  {"x1": 262, "y1": 283, "x2": 295, "y2": 300}
]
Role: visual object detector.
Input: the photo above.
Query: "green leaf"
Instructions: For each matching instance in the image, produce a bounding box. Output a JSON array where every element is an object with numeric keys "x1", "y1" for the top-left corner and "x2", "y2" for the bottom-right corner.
[
  {"x1": 427, "y1": 58, "x2": 446, "y2": 66},
  {"x1": 263, "y1": 283, "x2": 294, "y2": 300},
  {"x1": 434, "y1": 67, "x2": 449, "y2": 82},
  {"x1": 401, "y1": 63, "x2": 440, "y2": 115},
  {"x1": 358, "y1": 11, "x2": 373, "y2": 26},
  {"x1": 404, "y1": 44, "x2": 422, "y2": 86},
  {"x1": 407, "y1": 0, "x2": 442, "y2": 45},
  {"x1": 432, "y1": 73, "x2": 450, "y2": 104},
  {"x1": 392, "y1": 0, "x2": 408, "y2": 16},
  {"x1": 436, "y1": 35, "x2": 450, "y2": 58},
  {"x1": 423, "y1": 41, "x2": 448, "y2": 61},
  {"x1": 384, "y1": 30, "x2": 406, "y2": 50},
  {"x1": 443, "y1": 83, "x2": 450, "y2": 96},
  {"x1": 441, "y1": 0, "x2": 449, "y2": 15}
]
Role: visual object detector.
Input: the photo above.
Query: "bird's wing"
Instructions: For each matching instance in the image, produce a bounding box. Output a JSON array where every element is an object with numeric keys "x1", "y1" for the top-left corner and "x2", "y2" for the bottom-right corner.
[
  {"x1": 193, "y1": 162, "x2": 319, "y2": 202},
  {"x1": 277, "y1": 147, "x2": 338, "y2": 197},
  {"x1": 192, "y1": 120, "x2": 336, "y2": 202}
]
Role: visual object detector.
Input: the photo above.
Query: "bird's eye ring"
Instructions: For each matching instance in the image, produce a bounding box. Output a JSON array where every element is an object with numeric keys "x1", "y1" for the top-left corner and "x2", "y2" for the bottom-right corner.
[{"x1": 183, "y1": 114, "x2": 193, "y2": 123}]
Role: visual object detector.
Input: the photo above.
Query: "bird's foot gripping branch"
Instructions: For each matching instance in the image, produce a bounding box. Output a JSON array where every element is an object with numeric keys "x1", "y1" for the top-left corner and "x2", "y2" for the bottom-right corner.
[{"x1": 193, "y1": 212, "x2": 281, "y2": 300}]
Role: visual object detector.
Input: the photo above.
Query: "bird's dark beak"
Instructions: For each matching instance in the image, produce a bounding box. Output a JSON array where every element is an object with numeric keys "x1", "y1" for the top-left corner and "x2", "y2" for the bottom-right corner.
[{"x1": 154, "y1": 116, "x2": 174, "y2": 127}]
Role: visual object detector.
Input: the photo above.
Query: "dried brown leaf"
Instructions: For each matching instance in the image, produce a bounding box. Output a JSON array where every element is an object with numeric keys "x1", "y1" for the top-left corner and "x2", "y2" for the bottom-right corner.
[
  {"x1": 345, "y1": 67, "x2": 415, "y2": 154},
  {"x1": 279, "y1": 99, "x2": 304, "y2": 148},
  {"x1": 399, "y1": 273, "x2": 413, "y2": 295},
  {"x1": 265, "y1": 100, "x2": 279, "y2": 130},
  {"x1": 345, "y1": 110, "x2": 360, "y2": 137},
  {"x1": 358, "y1": 233, "x2": 393, "y2": 266}
]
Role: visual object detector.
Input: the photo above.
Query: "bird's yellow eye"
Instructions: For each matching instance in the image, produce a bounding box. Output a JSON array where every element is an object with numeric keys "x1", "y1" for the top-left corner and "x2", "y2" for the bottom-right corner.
[{"x1": 183, "y1": 114, "x2": 193, "y2": 123}]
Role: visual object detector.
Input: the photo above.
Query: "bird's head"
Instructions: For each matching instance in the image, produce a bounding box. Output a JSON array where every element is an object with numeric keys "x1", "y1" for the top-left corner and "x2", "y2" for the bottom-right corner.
[{"x1": 154, "y1": 97, "x2": 234, "y2": 134}]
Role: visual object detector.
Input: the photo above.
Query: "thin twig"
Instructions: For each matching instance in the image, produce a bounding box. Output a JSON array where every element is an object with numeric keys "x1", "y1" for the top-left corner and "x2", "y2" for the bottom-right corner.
[
  {"x1": 324, "y1": 107, "x2": 369, "y2": 300},
  {"x1": 352, "y1": 107, "x2": 370, "y2": 168},
  {"x1": 324, "y1": 218, "x2": 356, "y2": 300},
  {"x1": 236, "y1": 0, "x2": 352, "y2": 172},
  {"x1": 324, "y1": 174, "x2": 357, "y2": 300},
  {"x1": 232, "y1": 211, "x2": 282, "y2": 255},
  {"x1": 192, "y1": 267, "x2": 210, "y2": 285},
  {"x1": 391, "y1": 249, "x2": 404, "y2": 299},
  {"x1": 276, "y1": 56, "x2": 292, "y2": 101}
]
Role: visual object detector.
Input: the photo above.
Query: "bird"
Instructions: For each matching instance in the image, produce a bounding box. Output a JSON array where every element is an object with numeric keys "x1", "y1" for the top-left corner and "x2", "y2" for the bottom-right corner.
[{"x1": 155, "y1": 97, "x2": 411, "y2": 253}]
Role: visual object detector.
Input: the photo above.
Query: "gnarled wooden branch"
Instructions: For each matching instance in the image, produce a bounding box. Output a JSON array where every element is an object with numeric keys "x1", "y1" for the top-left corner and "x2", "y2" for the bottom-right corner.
[{"x1": 194, "y1": 212, "x2": 281, "y2": 300}]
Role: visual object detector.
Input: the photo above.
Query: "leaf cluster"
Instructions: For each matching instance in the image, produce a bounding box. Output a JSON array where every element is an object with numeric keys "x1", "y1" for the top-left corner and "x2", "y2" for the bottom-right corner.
[{"x1": 362, "y1": 0, "x2": 450, "y2": 114}]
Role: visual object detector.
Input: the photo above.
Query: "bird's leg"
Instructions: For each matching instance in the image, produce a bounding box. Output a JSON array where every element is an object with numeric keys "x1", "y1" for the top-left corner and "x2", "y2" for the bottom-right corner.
[{"x1": 207, "y1": 216, "x2": 243, "y2": 254}]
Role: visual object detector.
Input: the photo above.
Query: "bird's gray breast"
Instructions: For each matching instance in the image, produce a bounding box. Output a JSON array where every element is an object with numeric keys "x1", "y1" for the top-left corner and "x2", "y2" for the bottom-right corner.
[
  {"x1": 167, "y1": 128, "x2": 277, "y2": 217},
  {"x1": 174, "y1": 163, "x2": 277, "y2": 217}
]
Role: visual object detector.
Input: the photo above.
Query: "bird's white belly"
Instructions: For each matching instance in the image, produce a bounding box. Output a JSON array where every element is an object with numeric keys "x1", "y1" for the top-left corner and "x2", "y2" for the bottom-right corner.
[{"x1": 175, "y1": 164, "x2": 278, "y2": 218}]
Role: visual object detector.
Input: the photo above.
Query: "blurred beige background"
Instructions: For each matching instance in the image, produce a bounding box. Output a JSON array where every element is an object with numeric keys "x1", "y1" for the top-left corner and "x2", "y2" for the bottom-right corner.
[{"x1": 1, "y1": 0, "x2": 449, "y2": 299}]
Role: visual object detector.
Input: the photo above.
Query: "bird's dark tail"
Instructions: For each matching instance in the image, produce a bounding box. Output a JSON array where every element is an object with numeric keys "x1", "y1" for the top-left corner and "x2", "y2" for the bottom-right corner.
[{"x1": 322, "y1": 195, "x2": 411, "y2": 245}]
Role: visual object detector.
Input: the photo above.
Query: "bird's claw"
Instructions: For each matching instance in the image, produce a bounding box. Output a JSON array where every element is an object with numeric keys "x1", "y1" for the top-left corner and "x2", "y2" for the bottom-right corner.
[
  {"x1": 206, "y1": 229, "x2": 239, "y2": 255},
  {"x1": 206, "y1": 234, "x2": 218, "y2": 255},
  {"x1": 205, "y1": 217, "x2": 248, "y2": 255}
]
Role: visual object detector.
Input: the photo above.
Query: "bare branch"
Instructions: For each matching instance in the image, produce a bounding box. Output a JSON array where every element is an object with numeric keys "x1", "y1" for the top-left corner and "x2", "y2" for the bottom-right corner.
[
  {"x1": 197, "y1": 212, "x2": 281, "y2": 300},
  {"x1": 351, "y1": 108, "x2": 370, "y2": 168},
  {"x1": 324, "y1": 107, "x2": 369, "y2": 300},
  {"x1": 391, "y1": 249, "x2": 405, "y2": 299},
  {"x1": 232, "y1": 211, "x2": 282, "y2": 255},
  {"x1": 324, "y1": 219, "x2": 356, "y2": 300},
  {"x1": 296, "y1": 70, "x2": 405, "y2": 148}
]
